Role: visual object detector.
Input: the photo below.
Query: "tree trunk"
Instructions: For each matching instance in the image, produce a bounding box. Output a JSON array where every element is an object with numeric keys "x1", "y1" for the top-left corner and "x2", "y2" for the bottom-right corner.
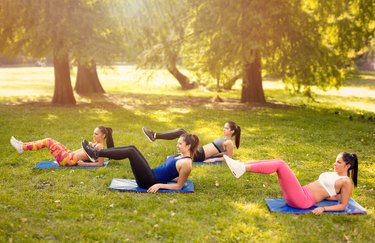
[
  {"x1": 52, "y1": 52, "x2": 76, "y2": 105},
  {"x1": 223, "y1": 74, "x2": 241, "y2": 90},
  {"x1": 241, "y1": 50, "x2": 266, "y2": 103},
  {"x1": 75, "y1": 61, "x2": 105, "y2": 95},
  {"x1": 166, "y1": 52, "x2": 195, "y2": 90}
]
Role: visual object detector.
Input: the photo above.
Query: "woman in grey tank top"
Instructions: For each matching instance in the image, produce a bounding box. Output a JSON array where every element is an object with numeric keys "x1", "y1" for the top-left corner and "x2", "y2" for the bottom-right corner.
[{"x1": 142, "y1": 121, "x2": 241, "y2": 163}]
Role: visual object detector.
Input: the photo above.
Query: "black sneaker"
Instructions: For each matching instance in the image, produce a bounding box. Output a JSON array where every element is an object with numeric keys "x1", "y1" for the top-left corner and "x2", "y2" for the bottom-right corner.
[
  {"x1": 142, "y1": 127, "x2": 155, "y2": 142},
  {"x1": 81, "y1": 140, "x2": 98, "y2": 162},
  {"x1": 82, "y1": 139, "x2": 89, "y2": 147}
]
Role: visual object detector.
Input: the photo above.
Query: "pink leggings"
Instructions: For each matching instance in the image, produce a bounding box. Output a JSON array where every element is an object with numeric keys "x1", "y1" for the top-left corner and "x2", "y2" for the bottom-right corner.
[
  {"x1": 23, "y1": 138, "x2": 77, "y2": 166},
  {"x1": 247, "y1": 159, "x2": 316, "y2": 209}
]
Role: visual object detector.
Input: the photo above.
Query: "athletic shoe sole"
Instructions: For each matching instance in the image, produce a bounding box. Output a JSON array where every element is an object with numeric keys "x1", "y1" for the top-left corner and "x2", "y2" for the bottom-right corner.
[
  {"x1": 223, "y1": 155, "x2": 244, "y2": 178},
  {"x1": 10, "y1": 137, "x2": 24, "y2": 154},
  {"x1": 142, "y1": 127, "x2": 155, "y2": 143},
  {"x1": 81, "y1": 141, "x2": 96, "y2": 162}
]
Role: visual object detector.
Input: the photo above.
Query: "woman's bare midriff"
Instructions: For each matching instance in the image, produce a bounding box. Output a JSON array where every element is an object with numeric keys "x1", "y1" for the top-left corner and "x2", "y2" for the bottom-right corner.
[
  {"x1": 305, "y1": 181, "x2": 330, "y2": 202},
  {"x1": 202, "y1": 143, "x2": 221, "y2": 158},
  {"x1": 72, "y1": 148, "x2": 90, "y2": 162}
]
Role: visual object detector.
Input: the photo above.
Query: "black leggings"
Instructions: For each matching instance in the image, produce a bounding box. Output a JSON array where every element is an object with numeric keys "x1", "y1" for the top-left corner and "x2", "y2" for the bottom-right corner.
[
  {"x1": 154, "y1": 128, "x2": 206, "y2": 161},
  {"x1": 97, "y1": 145, "x2": 157, "y2": 189},
  {"x1": 155, "y1": 128, "x2": 187, "y2": 140}
]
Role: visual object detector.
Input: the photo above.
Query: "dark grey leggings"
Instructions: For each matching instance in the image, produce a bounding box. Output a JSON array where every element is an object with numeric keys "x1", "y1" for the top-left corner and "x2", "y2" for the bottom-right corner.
[
  {"x1": 154, "y1": 128, "x2": 187, "y2": 140},
  {"x1": 154, "y1": 128, "x2": 206, "y2": 161},
  {"x1": 97, "y1": 145, "x2": 157, "y2": 189}
]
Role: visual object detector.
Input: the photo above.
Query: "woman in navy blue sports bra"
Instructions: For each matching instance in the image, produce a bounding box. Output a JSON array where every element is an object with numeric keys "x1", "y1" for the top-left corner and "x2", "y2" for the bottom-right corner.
[
  {"x1": 142, "y1": 121, "x2": 241, "y2": 163},
  {"x1": 82, "y1": 133, "x2": 199, "y2": 192}
]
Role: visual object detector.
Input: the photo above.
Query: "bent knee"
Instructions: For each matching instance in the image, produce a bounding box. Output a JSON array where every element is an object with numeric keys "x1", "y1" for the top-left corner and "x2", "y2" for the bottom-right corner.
[
  {"x1": 274, "y1": 159, "x2": 290, "y2": 169},
  {"x1": 128, "y1": 145, "x2": 140, "y2": 151},
  {"x1": 44, "y1": 138, "x2": 56, "y2": 145},
  {"x1": 274, "y1": 159, "x2": 286, "y2": 164},
  {"x1": 178, "y1": 128, "x2": 187, "y2": 133}
]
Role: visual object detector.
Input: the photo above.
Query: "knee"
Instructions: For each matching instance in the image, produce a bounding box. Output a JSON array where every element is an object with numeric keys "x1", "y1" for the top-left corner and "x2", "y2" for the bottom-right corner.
[
  {"x1": 128, "y1": 145, "x2": 139, "y2": 152},
  {"x1": 178, "y1": 128, "x2": 187, "y2": 134},
  {"x1": 274, "y1": 159, "x2": 287, "y2": 166},
  {"x1": 275, "y1": 159, "x2": 290, "y2": 170},
  {"x1": 45, "y1": 137, "x2": 56, "y2": 142},
  {"x1": 275, "y1": 159, "x2": 286, "y2": 164},
  {"x1": 44, "y1": 138, "x2": 54, "y2": 144}
]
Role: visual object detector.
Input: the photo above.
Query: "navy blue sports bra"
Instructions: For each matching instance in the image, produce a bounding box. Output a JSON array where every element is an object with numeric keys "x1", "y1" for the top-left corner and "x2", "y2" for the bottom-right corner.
[{"x1": 152, "y1": 154, "x2": 191, "y2": 183}]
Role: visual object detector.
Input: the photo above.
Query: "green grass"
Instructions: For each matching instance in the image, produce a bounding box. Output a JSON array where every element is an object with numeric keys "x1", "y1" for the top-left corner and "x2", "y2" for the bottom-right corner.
[{"x1": 0, "y1": 66, "x2": 374, "y2": 242}]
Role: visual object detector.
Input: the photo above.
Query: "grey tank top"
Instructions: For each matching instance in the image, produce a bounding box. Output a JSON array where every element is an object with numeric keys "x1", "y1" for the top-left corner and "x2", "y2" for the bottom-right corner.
[{"x1": 212, "y1": 138, "x2": 225, "y2": 153}]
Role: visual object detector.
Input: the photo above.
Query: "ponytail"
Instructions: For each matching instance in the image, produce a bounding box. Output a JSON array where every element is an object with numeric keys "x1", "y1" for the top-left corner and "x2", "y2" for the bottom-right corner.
[
  {"x1": 227, "y1": 121, "x2": 241, "y2": 148},
  {"x1": 97, "y1": 126, "x2": 114, "y2": 148},
  {"x1": 341, "y1": 152, "x2": 358, "y2": 187},
  {"x1": 180, "y1": 133, "x2": 200, "y2": 158}
]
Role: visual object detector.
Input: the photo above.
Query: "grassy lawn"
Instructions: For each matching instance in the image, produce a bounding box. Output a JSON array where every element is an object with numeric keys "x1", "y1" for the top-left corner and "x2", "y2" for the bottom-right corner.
[{"x1": 0, "y1": 66, "x2": 374, "y2": 242}]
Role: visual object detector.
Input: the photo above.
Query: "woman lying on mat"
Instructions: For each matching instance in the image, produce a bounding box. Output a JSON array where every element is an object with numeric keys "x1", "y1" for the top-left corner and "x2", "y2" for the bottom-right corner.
[
  {"x1": 81, "y1": 133, "x2": 199, "y2": 192},
  {"x1": 223, "y1": 152, "x2": 358, "y2": 215},
  {"x1": 10, "y1": 126, "x2": 113, "y2": 167},
  {"x1": 142, "y1": 121, "x2": 241, "y2": 163}
]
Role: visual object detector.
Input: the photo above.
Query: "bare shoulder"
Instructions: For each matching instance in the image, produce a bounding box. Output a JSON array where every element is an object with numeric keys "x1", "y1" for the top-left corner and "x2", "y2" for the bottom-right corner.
[
  {"x1": 340, "y1": 177, "x2": 353, "y2": 189},
  {"x1": 178, "y1": 157, "x2": 193, "y2": 167},
  {"x1": 95, "y1": 143, "x2": 104, "y2": 149},
  {"x1": 224, "y1": 139, "x2": 234, "y2": 146}
]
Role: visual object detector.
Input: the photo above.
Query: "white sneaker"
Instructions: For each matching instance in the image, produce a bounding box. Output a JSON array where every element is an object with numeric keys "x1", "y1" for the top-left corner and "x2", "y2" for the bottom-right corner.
[
  {"x1": 11, "y1": 136, "x2": 23, "y2": 143},
  {"x1": 223, "y1": 155, "x2": 245, "y2": 178},
  {"x1": 10, "y1": 136, "x2": 24, "y2": 154}
]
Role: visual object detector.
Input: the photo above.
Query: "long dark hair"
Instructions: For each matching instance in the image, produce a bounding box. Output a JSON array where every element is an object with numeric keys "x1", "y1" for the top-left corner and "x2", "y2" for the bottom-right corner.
[
  {"x1": 180, "y1": 133, "x2": 200, "y2": 158},
  {"x1": 227, "y1": 121, "x2": 241, "y2": 149},
  {"x1": 341, "y1": 152, "x2": 358, "y2": 187},
  {"x1": 97, "y1": 126, "x2": 114, "y2": 148}
]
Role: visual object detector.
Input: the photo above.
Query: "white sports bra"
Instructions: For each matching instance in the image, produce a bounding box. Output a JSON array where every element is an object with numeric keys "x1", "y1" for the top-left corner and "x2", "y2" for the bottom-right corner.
[{"x1": 318, "y1": 172, "x2": 348, "y2": 196}]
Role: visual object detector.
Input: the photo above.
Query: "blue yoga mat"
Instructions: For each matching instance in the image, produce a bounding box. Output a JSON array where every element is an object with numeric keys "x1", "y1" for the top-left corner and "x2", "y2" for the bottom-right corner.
[
  {"x1": 266, "y1": 198, "x2": 366, "y2": 214},
  {"x1": 194, "y1": 155, "x2": 224, "y2": 164},
  {"x1": 108, "y1": 178, "x2": 194, "y2": 193},
  {"x1": 34, "y1": 161, "x2": 109, "y2": 169},
  {"x1": 193, "y1": 160, "x2": 223, "y2": 165}
]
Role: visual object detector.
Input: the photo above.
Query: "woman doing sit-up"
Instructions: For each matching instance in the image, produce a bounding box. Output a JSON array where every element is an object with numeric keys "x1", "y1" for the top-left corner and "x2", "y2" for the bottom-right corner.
[
  {"x1": 142, "y1": 121, "x2": 241, "y2": 163},
  {"x1": 223, "y1": 152, "x2": 358, "y2": 215},
  {"x1": 82, "y1": 133, "x2": 199, "y2": 192},
  {"x1": 10, "y1": 126, "x2": 114, "y2": 167}
]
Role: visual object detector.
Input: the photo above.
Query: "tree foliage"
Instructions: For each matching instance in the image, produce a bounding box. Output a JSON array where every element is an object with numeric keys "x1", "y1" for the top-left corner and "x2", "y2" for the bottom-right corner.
[
  {"x1": 264, "y1": 0, "x2": 375, "y2": 96},
  {"x1": 1, "y1": 0, "x2": 373, "y2": 103},
  {"x1": 0, "y1": 0, "x2": 127, "y2": 104},
  {"x1": 119, "y1": 0, "x2": 196, "y2": 89},
  {"x1": 186, "y1": 0, "x2": 374, "y2": 101}
]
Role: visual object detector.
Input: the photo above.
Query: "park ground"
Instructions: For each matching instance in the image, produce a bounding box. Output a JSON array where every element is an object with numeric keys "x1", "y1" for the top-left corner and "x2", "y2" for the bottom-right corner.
[{"x1": 0, "y1": 66, "x2": 374, "y2": 242}]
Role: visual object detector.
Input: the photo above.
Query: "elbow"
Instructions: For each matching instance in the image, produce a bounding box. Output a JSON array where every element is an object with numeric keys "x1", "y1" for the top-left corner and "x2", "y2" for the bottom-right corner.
[
  {"x1": 175, "y1": 184, "x2": 184, "y2": 190},
  {"x1": 338, "y1": 203, "x2": 348, "y2": 211},
  {"x1": 97, "y1": 158, "x2": 105, "y2": 165}
]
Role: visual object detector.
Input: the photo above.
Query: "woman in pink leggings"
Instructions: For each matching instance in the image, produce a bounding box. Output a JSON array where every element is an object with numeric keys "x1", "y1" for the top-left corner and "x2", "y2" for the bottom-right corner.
[
  {"x1": 10, "y1": 126, "x2": 114, "y2": 167},
  {"x1": 223, "y1": 152, "x2": 358, "y2": 215}
]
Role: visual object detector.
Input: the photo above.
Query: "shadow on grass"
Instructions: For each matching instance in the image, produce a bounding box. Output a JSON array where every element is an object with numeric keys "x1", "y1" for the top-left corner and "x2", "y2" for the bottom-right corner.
[
  {"x1": 346, "y1": 72, "x2": 375, "y2": 88},
  {"x1": 6, "y1": 92, "x2": 294, "y2": 111}
]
